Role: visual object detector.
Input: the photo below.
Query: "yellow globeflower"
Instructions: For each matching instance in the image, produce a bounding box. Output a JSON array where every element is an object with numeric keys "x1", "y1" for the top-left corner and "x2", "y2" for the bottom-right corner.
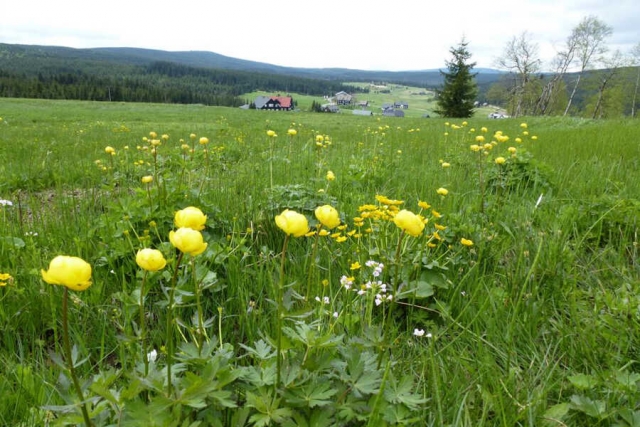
[
  {"x1": 0, "y1": 273, "x2": 13, "y2": 287},
  {"x1": 199, "y1": 137, "x2": 209, "y2": 145},
  {"x1": 495, "y1": 157, "x2": 506, "y2": 165},
  {"x1": 190, "y1": 133, "x2": 197, "y2": 140},
  {"x1": 266, "y1": 130, "x2": 277, "y2": 137},
  {"x1": 442, "y1": 162, "x2": 451, "y2": 168},
  {"x1": 141, "y1": 175, "x2": 153, "y2": 184},
  {"x1": 136, "y1": 248, "x2": 167, "y2": 271},
  {"x1": 41, "y1": 256, "x2": 92, "y2": 291},
  {"x1": 174, "y1": 206, "x2": 207, "y2": 231},
  {"x1": 436, "y1": 188, "x2": 449, "y2": 196},
  {"x1": 315, "y1": 205, "x2": 341, "y2": 230},
  {"x1": 508, "y1": 146, "x2": 517, "y2": 154},
  {"x1": 393, "y1": 210, "x2": 425, "y2": 237},
  {"x1": 326, "y1": 170, "x2": 336, "y2": 181},
  {"x1": 169, "y1": 228, "x2": 208, "y2": 256},
  {"x1": 520, "y1": 123, "x2": 527, "y2": 129},
  {"x1": 470, "y1": 144, "x2": 481, "y2": 152},
  {"x1": 149, "y1": 131, "x2": 158, "y2": 139},
  {"x1": 105, "y1": 146, "x2": 116, "y2": 155},
  {"x1": 287, "y1": 129, "x2": 297, "y2": 136},
  {"x1": 461, "y1": 238, "x2": 474, "y2": 247},
  {"x1": 275, "y1": 209, "x2": 309, "y2": 237},
  {"x1": 475, "y1": 135, "x2": 485, "y2": 143}
]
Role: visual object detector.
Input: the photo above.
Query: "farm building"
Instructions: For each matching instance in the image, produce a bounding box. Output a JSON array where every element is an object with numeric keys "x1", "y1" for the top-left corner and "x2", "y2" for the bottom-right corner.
[
  {"x1": 253, "y1": 95, "x2": 294, "y2": 111},
  {"x1": 321, "y1": 104, "x2": 340, "y2": 113},
  {"x1": 334, "y1": 91, "x2": 353, "y2": 105},
  {"x1": 383, "y1": 109, "x2": 405, "y2": 117}
]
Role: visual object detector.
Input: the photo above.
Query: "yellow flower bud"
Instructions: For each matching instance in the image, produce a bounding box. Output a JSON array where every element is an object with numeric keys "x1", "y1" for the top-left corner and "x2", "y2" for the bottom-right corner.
[
  {"x1": 174, "y1": 206, "x2": 207, "y2": 231},
  {"x1": 393, "y1": 210, "x2": 425, "y2": 237},
  {"x1": 315, "y1": 205, "x2": 341, "y2": 230},
  {"x1": 41, "y1": 255, "x2": 92, "y2": 291},
  {"x1": 141, "y1": 175, "x2": 153, "y2": 184},
  {"x1": 275, "y1": 209, "x2": 309, "y2": 237},
  {"x1": 169, "y1": 228, "x2": 208, "y2": 255},
  {"x1": 136, "y1": 248, "x2": 167, "y2": 271}
]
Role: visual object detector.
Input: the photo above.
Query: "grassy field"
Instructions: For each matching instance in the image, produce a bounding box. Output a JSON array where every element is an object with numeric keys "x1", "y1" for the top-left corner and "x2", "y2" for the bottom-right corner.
[
  {"x1": 0, "y1": 97, "x2": 639, "y2": 426},
  {"x1": 244, "y1": 85, "x2": 504, "y2": 119}
]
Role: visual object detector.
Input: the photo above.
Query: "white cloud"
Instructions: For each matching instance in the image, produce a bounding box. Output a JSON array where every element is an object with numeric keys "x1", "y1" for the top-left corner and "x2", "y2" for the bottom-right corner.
[{"x1": 1, "y1": 0, "x2": 638, "y2": 71}]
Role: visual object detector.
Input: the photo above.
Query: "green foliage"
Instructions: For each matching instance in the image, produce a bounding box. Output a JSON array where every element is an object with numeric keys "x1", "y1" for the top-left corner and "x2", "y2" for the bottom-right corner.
[
  {"x1": 434, "y1": 39, "x2": 478, "y2": 118},
  {"x1": 1, "y1": 98, "x2": 640, "y2": 426}
]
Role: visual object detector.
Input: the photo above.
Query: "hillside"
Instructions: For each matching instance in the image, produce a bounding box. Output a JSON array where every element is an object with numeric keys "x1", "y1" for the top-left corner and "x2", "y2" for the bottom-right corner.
[{"x1": 0, "y1": 43, "x2": 506, "y2": 89}]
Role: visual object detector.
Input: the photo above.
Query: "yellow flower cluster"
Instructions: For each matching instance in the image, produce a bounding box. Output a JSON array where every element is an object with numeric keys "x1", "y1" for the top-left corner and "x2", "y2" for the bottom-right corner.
[
  {"x1": 169, "y1": 207, "x2": 208, "y2": 255},
  {"x1": 0, "y1": 273, "x2": 13, "y2": 287}
]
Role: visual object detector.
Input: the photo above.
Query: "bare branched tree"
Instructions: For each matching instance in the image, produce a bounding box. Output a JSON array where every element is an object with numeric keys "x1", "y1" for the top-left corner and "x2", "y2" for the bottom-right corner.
[
  {"x1": 591, "y1": 50, "x2": 627, "y2": 118},
  {"x1": 563, "y1": 15, "x2": 613, "y2": 116},
  {"x1": 630, "y1": 42, "x2": 640, "y2": 118},
  {"x1": 495, "y1": 32, "x2": 541, "y2": 117},
  {"x1": 534, "y1": 31, "x2": 578, "y2": 115}
]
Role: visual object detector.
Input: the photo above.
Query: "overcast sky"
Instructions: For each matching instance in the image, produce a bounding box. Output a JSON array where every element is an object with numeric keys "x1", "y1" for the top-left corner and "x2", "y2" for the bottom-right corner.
[{"x1": 1, "y1": 0, "x2": 638, "y2": 71}]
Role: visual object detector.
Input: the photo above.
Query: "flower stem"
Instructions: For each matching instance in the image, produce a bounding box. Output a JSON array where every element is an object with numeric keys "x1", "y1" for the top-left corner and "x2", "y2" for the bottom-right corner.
[
  {"x1": 140, "y1": 270, "x2": 149, "y2": 376},
  {"x1": 62, "y1": 288, "x2": 93, "y2": 427},
  {"x1": 166, "y1": 251, "x2": 184, "y2": 396},
  {"x1": 276, "y1": 235, "x2": 290, "y2": 387}
]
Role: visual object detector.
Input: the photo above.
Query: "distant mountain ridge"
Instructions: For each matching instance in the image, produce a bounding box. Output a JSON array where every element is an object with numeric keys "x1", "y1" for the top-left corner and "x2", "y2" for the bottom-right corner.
[{"x1": 0, "y1": 43, "x2": 505, "y2": 88}]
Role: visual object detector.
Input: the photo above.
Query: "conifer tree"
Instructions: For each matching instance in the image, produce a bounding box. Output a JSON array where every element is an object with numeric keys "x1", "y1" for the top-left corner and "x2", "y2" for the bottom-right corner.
[{"x1": 435, "y1": 38, "x2": 478, "y2": 118}]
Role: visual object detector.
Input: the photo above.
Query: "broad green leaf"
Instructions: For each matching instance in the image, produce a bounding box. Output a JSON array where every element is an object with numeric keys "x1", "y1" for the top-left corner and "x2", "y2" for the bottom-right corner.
[
  {"x1": 569, "y1": 394, "x2": 607, "y2": 419},
  {"x1": 542, "y1": 403, "x2": 570, "y2": 426},
  {"x1": 568, "y1": 373, "x2": 598, "y2": 390}
]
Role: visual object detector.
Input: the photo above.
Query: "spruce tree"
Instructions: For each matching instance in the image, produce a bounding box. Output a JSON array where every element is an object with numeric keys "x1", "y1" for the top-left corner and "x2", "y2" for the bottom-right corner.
[{"x1": 435, "y1": 39, "x2": 478, "y2": 118}]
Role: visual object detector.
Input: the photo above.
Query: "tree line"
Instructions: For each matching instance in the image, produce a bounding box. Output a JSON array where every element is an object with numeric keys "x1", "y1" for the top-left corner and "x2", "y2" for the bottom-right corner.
[
  {"x1": 436, "y1": 16, "x2": 639, "y2": 118},
  {"x1": 0, "y1": 59, "x2": 350, "y2": 107},
  {"x1": 488, "y1": 16, "x2": 640, "y2": 118}
]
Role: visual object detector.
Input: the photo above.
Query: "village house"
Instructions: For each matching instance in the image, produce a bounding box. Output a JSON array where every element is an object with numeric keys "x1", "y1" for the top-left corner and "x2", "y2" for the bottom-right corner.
[
  {"x1": 394, "y1": 101, "x2": 409, "y2": 109},
  {"x1": 253, "y1": 95, "x2": 294, "y2": 111},
  {"x1": 334, "y1": 91, "x2": 353, "y2": 105}
]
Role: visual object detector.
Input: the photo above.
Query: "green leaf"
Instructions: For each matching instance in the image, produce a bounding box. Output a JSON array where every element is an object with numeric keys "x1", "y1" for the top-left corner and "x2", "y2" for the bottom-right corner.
[
  {"x1": 616, "y1": 409, "x2": 640, "y2": 427},
  {"x1": 413, "y1": 280, "x2": 434, "y2": 298},
  {"x1": 383, "y1": 374, "x2": 427, "y2": 411},
  {"x1": 542, "y1": 403, "x2": 570, "y2": 426},
  {"x1": 568, "y1": 373, "x2": 598, "y2": 390},
  {"x1": 239, "y1": 339, "x2": 276, "y2": 361},
  {"x1": 569, "y1": 394, "x2": 607, "y2": 419},
  {"x1": 614, "y1": 371, "x2": 640, "y2": 391},
  {"x1": 0, "y1": 236, "x2": 25, "y2": 248}
]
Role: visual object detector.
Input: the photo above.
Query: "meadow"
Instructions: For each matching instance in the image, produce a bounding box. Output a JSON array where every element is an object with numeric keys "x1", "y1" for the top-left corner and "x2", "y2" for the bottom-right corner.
[{"x1": 0, "y1": 97, "x2": 639, "y2": 426}]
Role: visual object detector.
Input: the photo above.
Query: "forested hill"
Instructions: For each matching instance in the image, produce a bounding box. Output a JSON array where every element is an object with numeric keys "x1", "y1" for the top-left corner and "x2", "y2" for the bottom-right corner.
[
  {"x1": 0, "y1": 43, "x2": 506, "y2": 106},
  {"x1": 0, "y1": 44, "x2": 351, "y2": 106}
]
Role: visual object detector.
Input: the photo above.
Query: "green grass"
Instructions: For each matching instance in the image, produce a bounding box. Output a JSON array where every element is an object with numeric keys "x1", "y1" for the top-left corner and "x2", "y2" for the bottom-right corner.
[{"x1": 0, "y1": 98, "x2": 639, "y2": 426}]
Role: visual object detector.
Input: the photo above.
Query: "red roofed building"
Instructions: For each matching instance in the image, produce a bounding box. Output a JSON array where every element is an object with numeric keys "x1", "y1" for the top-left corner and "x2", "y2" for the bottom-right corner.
[{"x1": 254, "y1": 95, "x2": 294, "y2": 111}]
